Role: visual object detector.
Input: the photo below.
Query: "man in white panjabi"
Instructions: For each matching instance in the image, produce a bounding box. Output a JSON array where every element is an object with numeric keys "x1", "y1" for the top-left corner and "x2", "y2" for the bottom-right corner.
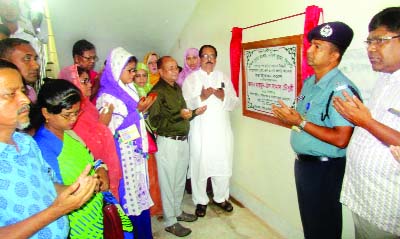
[{"x1": 182, "y1": 44, "x2": 239, "y2": 217}]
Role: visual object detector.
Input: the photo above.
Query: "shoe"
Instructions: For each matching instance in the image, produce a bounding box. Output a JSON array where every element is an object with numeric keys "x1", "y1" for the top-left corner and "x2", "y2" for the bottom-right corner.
[
  {"x1": 213, "y1": 200, "x2": 233, "y2": 212},
  {"x1": 165, "y1": 223, "x2": 192, "y2": 237},
  {"x1": 177, "y1": 211, "x2": 198, "y2": 222},
  {"x1": 195, "y1": 204, "x2": 207, "y2": 217}
]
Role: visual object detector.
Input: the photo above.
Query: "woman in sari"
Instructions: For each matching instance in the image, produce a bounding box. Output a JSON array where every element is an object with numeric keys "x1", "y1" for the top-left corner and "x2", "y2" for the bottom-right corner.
[
  {"x1": 96, "y1": 47, "x2": 156, "y2": 239},
  {"x1": 176, "y1": 47, "x2": 200, "y2": 87},
  {"x1": 143, "y1": 51, "x2": 160, "y2": 86},
  {"x1": 133, "y1": 62, "x2": 162, "y2": 216},
  {"x1": 33, "y1": 79, "x2": 105, "y2": 238},
  {"x1": 58, "y1": 64, "x2": 122, "y2": 200}
]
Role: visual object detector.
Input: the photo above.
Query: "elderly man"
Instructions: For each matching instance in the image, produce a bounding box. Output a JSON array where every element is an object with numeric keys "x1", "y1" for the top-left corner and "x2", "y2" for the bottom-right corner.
[
  {"x1": 72, "y1": 39, "x2": 99, "y2": 99},
  {"x1": 182, "y1": 44, "x2": 239, "y2": 218},
  {"x1": 0, "y1": 38, "x2": 39, "y2": 103},
  {"x1": 333, "y1": 7, "x2": 400, "y2": 238},
  {"x1": 272, "y1": 22, "x2": 360, "y2": 239},
  {"x1": 0, "y1": 59, "x2": 98, "y2": 239},
  {"x1": 148, "y1": 56, "x2": 205, "y2": 237}
]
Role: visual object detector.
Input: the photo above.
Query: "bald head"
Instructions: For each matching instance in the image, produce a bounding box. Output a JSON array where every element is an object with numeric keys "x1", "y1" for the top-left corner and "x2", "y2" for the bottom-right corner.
[{"x1": 157, "y1": 56, "x2": 179, "y2": 85}]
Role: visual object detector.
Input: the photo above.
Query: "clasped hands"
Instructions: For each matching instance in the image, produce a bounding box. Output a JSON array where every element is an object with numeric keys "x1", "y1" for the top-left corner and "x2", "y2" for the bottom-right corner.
[{"x1": 201, "y1": 87, "x2": 224, "y2": 101}]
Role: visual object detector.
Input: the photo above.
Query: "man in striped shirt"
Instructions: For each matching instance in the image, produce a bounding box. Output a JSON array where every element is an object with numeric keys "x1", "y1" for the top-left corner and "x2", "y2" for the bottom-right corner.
[{"x1": 333, "y1": 7, "x2": 400, "y2": 239}]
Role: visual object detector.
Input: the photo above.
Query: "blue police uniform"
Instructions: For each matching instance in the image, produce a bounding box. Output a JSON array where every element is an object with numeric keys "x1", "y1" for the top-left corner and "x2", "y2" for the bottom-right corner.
[
  {"x1": 291, "y1": 68, "x2": 360, "y2": 239},
  {"x1": 291, "y1": 67, "x2": 358, "y2": 157}
]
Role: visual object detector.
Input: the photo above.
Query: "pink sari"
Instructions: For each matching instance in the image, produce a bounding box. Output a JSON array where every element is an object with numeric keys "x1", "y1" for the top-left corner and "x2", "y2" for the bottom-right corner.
[{"x1": 59, "y1": 65, "x2": 122, "y2": 199}]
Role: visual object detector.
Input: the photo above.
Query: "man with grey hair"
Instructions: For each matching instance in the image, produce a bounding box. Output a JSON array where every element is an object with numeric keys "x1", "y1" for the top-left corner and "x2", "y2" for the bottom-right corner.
[{"x1": 0, "y1": 59, "x2": 99, "y2": 239}]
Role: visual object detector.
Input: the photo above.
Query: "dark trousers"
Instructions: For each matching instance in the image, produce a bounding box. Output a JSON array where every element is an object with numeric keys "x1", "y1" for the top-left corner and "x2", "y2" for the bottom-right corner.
[{"x1": 294, "y1": 156, "x2": 346, "y2": 239}]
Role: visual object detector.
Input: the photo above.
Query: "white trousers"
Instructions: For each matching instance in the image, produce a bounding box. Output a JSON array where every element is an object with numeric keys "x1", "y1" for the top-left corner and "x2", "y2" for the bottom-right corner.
[
  {"x1": 155, "y1": 136, "x2": 189, "y2": 227},
  {"x1": 191, "y1": 175, "x2": 230, "y2": 205}
]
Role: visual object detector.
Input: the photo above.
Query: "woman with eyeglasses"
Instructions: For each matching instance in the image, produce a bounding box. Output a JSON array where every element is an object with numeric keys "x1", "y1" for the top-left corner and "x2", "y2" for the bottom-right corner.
[
  {"x1": 31, "y1": 79, "x2": 104, "y2": 238},
  {"x1": 96, "y1": 47, "x2": 156, "y2": 239},
  {"x1": 58, "y1": 64, "x2": 122, "y2": 200},
  {"x1": 133, "y1": 62, "x2": 163, "y2": 217},
  {"x1": 143, "y1": 51, "x2": 160, "y2": 87}
]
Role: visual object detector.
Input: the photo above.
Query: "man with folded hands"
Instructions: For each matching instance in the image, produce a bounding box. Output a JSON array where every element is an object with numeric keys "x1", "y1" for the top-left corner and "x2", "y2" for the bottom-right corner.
[
  {"x1": 272, "y1": 22, "x2": 360, "y2": 239},
  {"x1": 182, "y1": 45, "x2": 239, "y2": 218}
]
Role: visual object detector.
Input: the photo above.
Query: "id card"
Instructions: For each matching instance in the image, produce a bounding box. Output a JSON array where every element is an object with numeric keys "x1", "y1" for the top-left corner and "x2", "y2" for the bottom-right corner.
[{"x1": 118, "y1": 125, "x2": 140, "y2": 143}]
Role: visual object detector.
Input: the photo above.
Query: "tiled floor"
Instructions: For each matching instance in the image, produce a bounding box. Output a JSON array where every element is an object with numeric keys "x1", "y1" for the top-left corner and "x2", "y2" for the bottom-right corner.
[{"x1": 151, "y1": 193, "x2": 283, "y2": 239}]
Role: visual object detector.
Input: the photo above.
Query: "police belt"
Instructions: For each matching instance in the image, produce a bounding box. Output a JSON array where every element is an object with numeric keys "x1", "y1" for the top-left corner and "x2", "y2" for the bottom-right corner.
[{"x1": 296, "y1": 154, "x2": 345, "y2": 162}]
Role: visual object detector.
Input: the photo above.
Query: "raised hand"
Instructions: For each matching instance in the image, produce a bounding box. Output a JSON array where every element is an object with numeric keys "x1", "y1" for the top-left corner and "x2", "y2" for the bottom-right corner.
[
  {"x1": 99, "y1": 103, "x2": 114, "y2": 126},
  {"x1": 51, "y1": 164, "x2": 99, "y2": 215},
  {"x1": 95, "y1": 167, "x2": 110, "y2": 192},
  {"x1": 180, "y1": 108, "x2": 193, "y2": 120},
  {"x1": 201, "y1": 87, "x2": 214, "y2": 101},
  {"x1": 272, "y1": 99, "x2": 302, "y2": 126},
  {"x1": 213, "y1": 88, "x2": 225, "y2": 101},
  {"x1": 137, "y1": 95, "x2": 158, "y2": 112},
  {"x1": 333, "y1": 91, "x2": 372, "y2": 127},
  {"x1": 195, "y1": 105, "x2": 207, "y2": 116}
]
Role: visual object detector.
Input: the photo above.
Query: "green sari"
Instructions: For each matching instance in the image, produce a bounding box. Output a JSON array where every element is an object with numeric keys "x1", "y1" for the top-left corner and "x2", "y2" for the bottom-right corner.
[{"x1": 58, "y1": 131, "x2": 104, "y2": 238}]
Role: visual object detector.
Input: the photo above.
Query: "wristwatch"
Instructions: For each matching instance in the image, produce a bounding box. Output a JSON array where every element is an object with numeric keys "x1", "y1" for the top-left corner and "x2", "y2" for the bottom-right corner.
[{"x1": 299, "y1": 120, "x2": 307, "y2": 130}]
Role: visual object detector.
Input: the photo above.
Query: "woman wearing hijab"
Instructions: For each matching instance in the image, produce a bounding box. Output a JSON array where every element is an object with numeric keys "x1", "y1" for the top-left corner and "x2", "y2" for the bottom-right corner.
[
  {"x1": 33, "y1": 79, "x2": 104, "y2": 239},
  {"x1": 176, "y1": 48, "x2": 200, "y2": 87},
  {"x1": 58, "y1": 64, "x2": 122, "y2": 200},
  {"x1": 133, "y1": 62, "x2": 163, "y2": 216},
  {"x1": 96, "y1": 47, "x2": 156, "y2": 239},
  {"x1": 133, "y1": 62, "x2": 152, "y2": 97},
  {"x1": 143, "y1": 51, "x2": 160, "y2": 86}
]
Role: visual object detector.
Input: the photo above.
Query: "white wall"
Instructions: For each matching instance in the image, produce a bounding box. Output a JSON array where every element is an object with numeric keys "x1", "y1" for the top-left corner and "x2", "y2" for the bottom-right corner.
[{"x1": 169, "y1": 1, "x2": 399, "y2": 238}]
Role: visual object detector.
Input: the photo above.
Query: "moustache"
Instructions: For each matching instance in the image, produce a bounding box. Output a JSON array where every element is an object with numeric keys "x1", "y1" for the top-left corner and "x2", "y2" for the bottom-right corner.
[
  {"x1": 206, "y1": 61, "x2": 213, "y2": 64},
  {"x1": 17, "y1": 104, "x2": 30, "y2": 115}
]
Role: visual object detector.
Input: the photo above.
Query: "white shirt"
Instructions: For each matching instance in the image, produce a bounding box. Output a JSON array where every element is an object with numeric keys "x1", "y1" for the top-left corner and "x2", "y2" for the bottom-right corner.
[
  {"x1": 182, "y1": 69, "x2": 239, "y2": 180},
  {"x1": 341, "y1": 69, "x2": 400, "y2": 235}
]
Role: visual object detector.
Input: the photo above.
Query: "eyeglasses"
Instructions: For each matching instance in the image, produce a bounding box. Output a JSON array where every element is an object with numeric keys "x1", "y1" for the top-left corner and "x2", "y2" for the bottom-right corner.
[
  {"x1": 364, "y1": 34, "x2": 400, "y2": 47},
  {"x1": 126, "y1": 68, "x2": 136, "y2": 74},
  {"x1": 80, "y1": 78, "x2": 91, "y2": 85},
  {"x1": 59, "y1": 109, "x2": 83, "y2": 121},
  {"x1": 81, "y1": 55, "x2": 99, "y2": 62},
  {"x1": 200, "y1": 54, "x2": 216, "y2": 60},
  {"x1": 134, "y1": 73, "x2": 148, "y2": 78}
]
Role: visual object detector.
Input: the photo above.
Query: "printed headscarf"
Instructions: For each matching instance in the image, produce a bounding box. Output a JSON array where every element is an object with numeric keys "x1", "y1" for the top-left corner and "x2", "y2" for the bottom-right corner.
[{"x1": 143, "y1": 51, "x2": 160, "y2": 86}]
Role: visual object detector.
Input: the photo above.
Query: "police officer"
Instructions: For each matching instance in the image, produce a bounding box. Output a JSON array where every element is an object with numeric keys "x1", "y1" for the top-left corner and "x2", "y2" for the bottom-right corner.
[{"x1": 272, "y1": 22, "x2": 360, "y2": 239}]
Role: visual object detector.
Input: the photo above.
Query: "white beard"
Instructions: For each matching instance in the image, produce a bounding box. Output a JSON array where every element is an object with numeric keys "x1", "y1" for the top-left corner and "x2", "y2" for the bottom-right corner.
[{"x1": 16, "y1": 121, "x2": 30, "y2": 130}]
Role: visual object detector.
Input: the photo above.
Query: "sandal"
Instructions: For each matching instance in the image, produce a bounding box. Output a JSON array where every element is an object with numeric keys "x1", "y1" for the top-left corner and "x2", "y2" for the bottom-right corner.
[
  {"x1": 195, "y1": 204, "x2": 207, "y2": 217},
  {"x1": 213, "y1": 200, "x2": 233, "y2": 212}
]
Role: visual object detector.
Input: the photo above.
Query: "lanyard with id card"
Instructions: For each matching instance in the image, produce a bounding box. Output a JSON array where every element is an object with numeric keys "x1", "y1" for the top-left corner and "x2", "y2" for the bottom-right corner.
[{"x1": 118, "y1": 125, "x2": 140, "y2": 143}]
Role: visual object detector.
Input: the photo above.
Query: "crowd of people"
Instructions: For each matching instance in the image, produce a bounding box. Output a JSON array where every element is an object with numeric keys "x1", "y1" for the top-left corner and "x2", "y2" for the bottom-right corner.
[{"x1": 0, "y1": 0, "x2": 399, "y2": 238}]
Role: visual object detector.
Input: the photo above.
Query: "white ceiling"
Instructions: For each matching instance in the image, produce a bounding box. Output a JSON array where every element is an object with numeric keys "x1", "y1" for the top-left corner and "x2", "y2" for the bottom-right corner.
[{"x1": 47, "y1": 0, "x2": 199, "y2": 70}]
